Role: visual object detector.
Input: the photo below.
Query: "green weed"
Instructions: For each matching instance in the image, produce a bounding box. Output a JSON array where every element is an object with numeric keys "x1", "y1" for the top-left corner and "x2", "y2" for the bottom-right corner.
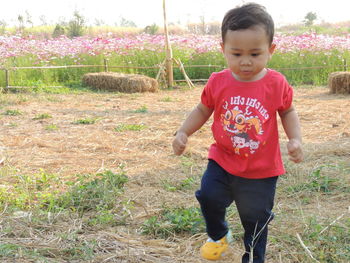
[
  {"x1": 0, "y1": 169, "x2": 62, "y2": 209},
  {"x1": 114, "y1": 123, "x2": 146, "y2": 132},
  {"x1": 159, "y1": 96, "x2": 173, "y2": 102},
  {"x1": 0, "y1": 94, "x2": 28, "y2": 105},
  {"x1": 1, "y1": 42, "x2": 349, "y2": 89},
  {"x1": 162, "y1": 175, "x2": 198, "y2": 192},
  {"x1": 7, "y1": 122, "x2": 18, "y2": 127},
  {"x1": 180, "y1": 155, "x2": 196, "y2": 169},
  {"x1": 287, "y1": 165, "x2": 340, "y2": 193},
  {"x1": 133, "y1": 105, "x2": 148, "y2": 113},
  {"x1": 0, "y1": 167, "x2": 128, "y2": 222},
  {"x1": 45, "y1": 124, "x2": 58, "y2": 131},
  {"x1": 60, "y1": 241, "x2": 96, "y2": 260},
  {"x1": 141, "y1": 206, "x2": 205, "y2": 238},
  {"x1": 33, "y1": 113, "x2": 52, "y2": 120},
  {"x1": 0, "y1": 243, "x2": 21, "y2": 257},
  {"x1": 2, "y1": 109, "x2": 22, "y2": 116},
  {"x1": 73, "y1": 117, "x2": 100, "y2": 125},
  {"x1": 55, "y1": 170, "x2": 128, "y2": 213},
  {"x1": 301, "y1": 216, "x2": 350, "y2": 262},
  {"x1": 87, "y1": 209, "x2": 115, "y2": 226}
]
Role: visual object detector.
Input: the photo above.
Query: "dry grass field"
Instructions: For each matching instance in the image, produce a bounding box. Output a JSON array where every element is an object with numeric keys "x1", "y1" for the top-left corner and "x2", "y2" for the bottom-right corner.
[{"x1": 0, "y1": 85, "x2": 349, "y2": 262}]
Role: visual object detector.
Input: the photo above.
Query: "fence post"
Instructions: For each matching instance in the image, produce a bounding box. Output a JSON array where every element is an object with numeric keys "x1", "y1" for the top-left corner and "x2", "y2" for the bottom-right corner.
[
  {"x1": 343, "y1": 58, "x2": 348, "y2": 71},
  {"x1": 163, "y1": 0, "x2": 174, "y2": 88},
  {"x1": 5, "y1": 69, "x2": 9, "y2": 91},
  {"x1": 104, "y1": 59, "x2": 109, "y2": 72}
]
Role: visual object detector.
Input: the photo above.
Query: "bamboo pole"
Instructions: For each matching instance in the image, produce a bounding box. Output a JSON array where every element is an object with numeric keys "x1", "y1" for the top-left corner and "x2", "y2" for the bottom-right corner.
[
  {"x1": 104, "y1": 59, "x2": 109, "y2": 72},
  {"x1": 5, "y1": 69, "x2": 9, "y2": 91},
  {"x1": 163, "y1": 0, "x2": 174, "y2": 88},
  {"x1": 173, "y1": 58, "x2": 195, "y2": 89},
  {"x1": 343, "y1": 58, "x2": 348, "y2": 71}
]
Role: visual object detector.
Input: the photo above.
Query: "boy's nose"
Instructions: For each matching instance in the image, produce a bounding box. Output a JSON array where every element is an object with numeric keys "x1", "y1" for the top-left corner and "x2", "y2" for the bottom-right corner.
[{"x1": 240, "y1": 59, "x2": 252, "y2": 66}]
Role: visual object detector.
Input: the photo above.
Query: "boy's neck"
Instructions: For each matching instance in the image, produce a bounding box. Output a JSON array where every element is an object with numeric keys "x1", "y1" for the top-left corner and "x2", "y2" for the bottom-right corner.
[{"x1": 232, "y1": 68, "x2": 268, "y2": 82}]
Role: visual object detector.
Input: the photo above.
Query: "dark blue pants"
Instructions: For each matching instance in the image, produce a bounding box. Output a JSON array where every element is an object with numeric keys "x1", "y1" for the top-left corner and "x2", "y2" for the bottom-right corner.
[{"x1": 195, "y1": 160, "x2": 278, "y2": 263}]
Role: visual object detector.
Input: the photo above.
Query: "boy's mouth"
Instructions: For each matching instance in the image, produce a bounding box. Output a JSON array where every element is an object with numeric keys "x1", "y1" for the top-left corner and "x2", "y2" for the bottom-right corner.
[{"x1": 241, "y1": 70, "x2": 252, "y2": 75}]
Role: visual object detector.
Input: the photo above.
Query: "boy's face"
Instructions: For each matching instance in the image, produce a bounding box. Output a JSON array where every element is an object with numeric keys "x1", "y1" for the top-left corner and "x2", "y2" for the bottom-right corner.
[{"x1": 220, "y1": 26, "x2": 276, "y2": 82}]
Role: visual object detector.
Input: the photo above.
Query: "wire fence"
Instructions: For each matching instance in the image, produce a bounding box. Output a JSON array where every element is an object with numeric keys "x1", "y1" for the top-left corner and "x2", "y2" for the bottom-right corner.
[{"x1": 1, "y1": 59, "x2": 348, "y2": 90}]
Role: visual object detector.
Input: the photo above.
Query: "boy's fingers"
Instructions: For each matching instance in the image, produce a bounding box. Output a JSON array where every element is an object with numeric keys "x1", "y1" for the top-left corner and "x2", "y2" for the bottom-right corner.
[
  {"x1": 178, "y1": 133, "x2": 188, "y2": 144},
  {"x1": 174, "y1": 145, "x2": 185, "y2": 155},
  {"x1": 288, "y1": 149, "x2": 303, "y2": 163},
  {"x1": 289, "y1": 155, "x2": 301, "y2": 163},
  {"x1": 287, "y1": 140, "x2": 303, "y2": 163},
  {"x1": 172, "y1": 137, "x2": 187, "y2": 155},
  {"x1": 287, "y1": 140, "x2": 298, "y2": 152}
]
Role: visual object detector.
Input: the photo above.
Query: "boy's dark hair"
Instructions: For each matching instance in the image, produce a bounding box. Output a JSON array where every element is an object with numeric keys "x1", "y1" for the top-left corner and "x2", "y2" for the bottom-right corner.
[{"x1": 221, "y1": 3, "x2": 274, "y2": 45}]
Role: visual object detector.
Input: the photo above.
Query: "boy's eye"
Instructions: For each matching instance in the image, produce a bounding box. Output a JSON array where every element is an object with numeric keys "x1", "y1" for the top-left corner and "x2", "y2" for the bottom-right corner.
[
  {"x1": 233, "y1": 53, "x2": 241, "y2": 57},
  {"x1": 251, "y1": 53, "x2": 260, "y2": 57}
]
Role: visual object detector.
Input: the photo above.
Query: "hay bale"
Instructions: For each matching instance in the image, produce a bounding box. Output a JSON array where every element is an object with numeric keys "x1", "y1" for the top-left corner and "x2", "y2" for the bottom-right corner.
[
  {"x1": 82, "y1": 72, "x2": 159, "y2": 93},
  {"x1": 328, "y1": 71, "x2": 350, "y2": 94}
]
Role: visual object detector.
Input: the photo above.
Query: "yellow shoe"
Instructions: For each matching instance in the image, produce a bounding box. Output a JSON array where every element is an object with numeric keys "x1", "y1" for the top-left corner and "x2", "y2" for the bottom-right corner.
[{"x1": 200, "y1": 231, "x2": 232, "y2": 260}]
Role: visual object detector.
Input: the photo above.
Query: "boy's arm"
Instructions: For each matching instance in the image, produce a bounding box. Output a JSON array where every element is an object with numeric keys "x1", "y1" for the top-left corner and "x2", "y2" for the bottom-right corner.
[
  {"x1": 279, "y1": 106, "x2": 303, "y2": 163},
  {"x1": 172, "y1": 103, "x2": 213, "y2": 156}
]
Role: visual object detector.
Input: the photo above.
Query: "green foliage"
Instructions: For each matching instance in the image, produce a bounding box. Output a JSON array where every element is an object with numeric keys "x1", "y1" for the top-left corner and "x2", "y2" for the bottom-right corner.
[
  {"x1": 269, "y1": 49, "x2": 348, "y2": 86},
  {"x1": 0, "y1": 20, "x2": 6, "y2": 34},
  {"x1": 162, "y1": 176, "x2": 198, "y2": 192},
  {"x1": 67, "y1": 10, "x2": 86, "y2": 37},
  {"x1": 73, "y1": 117, "x2": 99, "y2": 124},
  {"x1": 304, "y1": 12, "x2": 317, "y2": 26},
  {"x1": 144, "y1": 23, "x2": 159, "y2": 35},
  {"x1": 45, "y1": 124, "x2": 58, "y2": 130},
  {"x1": 33, "y1": 113, "x2": 52, "y2": 120},
  {"x1": 287, "y1": 165, "x2": 340, "y2": 193},
  {"x1": 180, "y1": 155, "x2": 196, "y2": 169},
  {"x1": 52, "y1": 23, "x2": 65, "y2": 38},
  {"x1": 0, "y1": 169, "x2": 62, "y2": 209},
  {"x1": 302, "y1": 216, "x2": 350, "y2": 262},
  {"x1": 0, "y1": 240, "x2": 96, "y2": 261},
  {"x1": 0, "y1": 168, "x2": 128, "y2": 215},
  {"x1": 2, "y1": 40, "x2": 348, "y2": 89},
  {"x1": 119, "y1": 17, "x2": 137, "y2": 28},
  {"x1": 159, "y1": 96, "x2": 174, "y2": 102},
  {"x1": 55, "y1": 170, "x2": 128, "y2": 213},
  {"x1": 133, "y1": 105, "x2": 148, "y2": 113},
  {"x1": 0, "y1": 243, "x2": 22, "y2": 258},
  {"x1": 307, "y1": 166, "x2": 338, "y2": 192},
  {"x1": 2, "y1": 109, "x2": 22, "y2": 116},
  {"x1": 141, "y1": 206, "x2": 205, "y2": 238},
  {"x1": 114, "y1": 123, "x2": 146, "y2": 132},
  {"x1": 87, "y1": 209, "x2": 116, "y2": 226}
]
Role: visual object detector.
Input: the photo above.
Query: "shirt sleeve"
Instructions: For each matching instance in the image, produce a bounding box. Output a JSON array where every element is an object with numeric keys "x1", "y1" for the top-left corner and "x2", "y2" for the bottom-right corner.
[
  {"x1": 278, "y1": 79, "x2": 293, "y2": 112},
  {"x1": 201, "y1": 73, "x2": 216, "y2": 109}
]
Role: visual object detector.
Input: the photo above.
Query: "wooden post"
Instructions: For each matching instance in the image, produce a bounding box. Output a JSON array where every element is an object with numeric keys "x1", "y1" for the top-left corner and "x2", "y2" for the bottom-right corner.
[
  {"x1": 343, "y1": 58, "x2": 348, "y2": 71},
  {"x1": 5, "y1": 69, "x2": 9, "y2": 91},
  {"x1": 104, "y1": 58, "x2": 109, "y2": 72},
  {"x1": 163, "y1": 0, "x2": 173, "y2": 88}
]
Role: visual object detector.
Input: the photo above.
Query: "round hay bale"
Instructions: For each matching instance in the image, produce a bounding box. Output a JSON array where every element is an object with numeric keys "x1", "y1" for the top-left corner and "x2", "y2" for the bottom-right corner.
[
  {"x1": 82, "y1": 72, "x2": 159, "y2": 93},
  {"x1": 328, "y1": 71, "x2": 350, "y2": 94}
]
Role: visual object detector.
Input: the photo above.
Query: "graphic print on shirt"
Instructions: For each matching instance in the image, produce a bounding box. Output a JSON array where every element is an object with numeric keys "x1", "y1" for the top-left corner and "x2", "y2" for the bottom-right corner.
[{"x1": 221, "y1": 95, "x2": 269, "y2": 157}]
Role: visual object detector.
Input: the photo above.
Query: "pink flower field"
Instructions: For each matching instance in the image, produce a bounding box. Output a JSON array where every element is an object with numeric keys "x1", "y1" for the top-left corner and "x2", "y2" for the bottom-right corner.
[{"x1": 1, "y1": 33, "x2": 350, "y2": 66}]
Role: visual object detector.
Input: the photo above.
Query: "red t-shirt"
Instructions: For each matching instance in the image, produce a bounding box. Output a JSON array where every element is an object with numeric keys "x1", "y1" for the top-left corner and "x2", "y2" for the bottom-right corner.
[{"x1": 201, "y1": 69, "x2": 293, "y2": 179}]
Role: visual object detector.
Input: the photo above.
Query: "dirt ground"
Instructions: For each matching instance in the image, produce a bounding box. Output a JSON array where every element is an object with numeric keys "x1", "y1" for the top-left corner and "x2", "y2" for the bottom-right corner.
[{"x1": 0, "y1": 86, "x2": 349, "y2": 262}]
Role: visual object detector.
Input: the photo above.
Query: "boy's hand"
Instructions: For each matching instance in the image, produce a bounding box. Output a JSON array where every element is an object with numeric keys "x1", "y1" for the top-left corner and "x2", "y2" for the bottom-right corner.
[
  {"x1": 287, "y1": 139, "x2": 303, "y2": 163},
  {"x1": 172, "y1": 131, "x2": 188, "y2": 156}
]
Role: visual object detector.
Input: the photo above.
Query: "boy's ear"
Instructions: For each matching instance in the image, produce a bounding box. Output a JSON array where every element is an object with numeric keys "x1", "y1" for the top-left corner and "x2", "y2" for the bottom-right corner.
[
  {"x1": 268, "y1": 43, "x2": 276, "y2": 59},
  {"x1": 220, "y1": 42, "x2": 225, "y2": 53}
]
